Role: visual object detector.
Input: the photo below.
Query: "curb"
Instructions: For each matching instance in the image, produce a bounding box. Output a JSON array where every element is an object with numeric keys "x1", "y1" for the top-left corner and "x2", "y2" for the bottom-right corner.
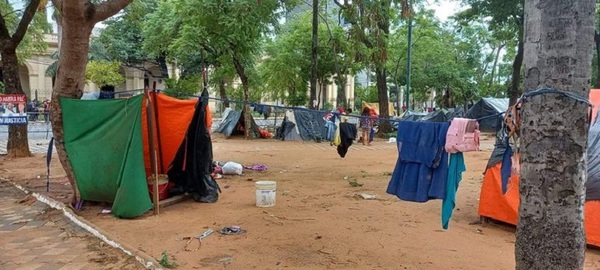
[{"x1": 0, "y1": 177, "x2": 164, "y2": 270}]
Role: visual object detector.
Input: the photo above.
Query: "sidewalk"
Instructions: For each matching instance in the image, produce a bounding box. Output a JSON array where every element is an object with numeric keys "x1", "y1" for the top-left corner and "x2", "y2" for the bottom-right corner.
[{"x1": 0, "y1": 181, "x2": 143, "y2": 270}]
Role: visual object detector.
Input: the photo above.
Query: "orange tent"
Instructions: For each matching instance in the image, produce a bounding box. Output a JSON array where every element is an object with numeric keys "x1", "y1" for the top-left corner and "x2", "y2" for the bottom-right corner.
[
  {"x1": 141, "y1": 93, "x2": 212, "y2": 175},
  {"x1": 478, "y1": 89, "x2": 600, "y2": 247},
  {"x1": 478, "y1": 163, "x2": 600, "y2": 247}
]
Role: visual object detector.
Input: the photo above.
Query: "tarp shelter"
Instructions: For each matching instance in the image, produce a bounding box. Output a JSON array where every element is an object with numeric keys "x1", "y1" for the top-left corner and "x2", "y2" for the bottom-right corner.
[
  {"x1": 477, "y1": 91, "x2": 600, "y2": 247},
  {"x1": 466, "y1": 98, "x2": 508, "y2": 132},
  {"x1": 274, "y1": 109, "x2": 327, "y2": 141},
  {"x1": 214, "y1": 109, "x2": 260, "y2": 138},
  {"x1": 62, "y1": 95, "x2": 152, "y2": 218},
  {"x1": 62, "y1": 92, "x2": 215, "y2": 218}
]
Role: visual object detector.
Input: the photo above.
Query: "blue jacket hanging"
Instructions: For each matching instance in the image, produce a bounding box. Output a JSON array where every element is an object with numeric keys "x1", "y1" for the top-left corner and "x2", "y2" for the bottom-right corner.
[{"x1": 386, "y1": 121, "x2": 450, "y2": 202}]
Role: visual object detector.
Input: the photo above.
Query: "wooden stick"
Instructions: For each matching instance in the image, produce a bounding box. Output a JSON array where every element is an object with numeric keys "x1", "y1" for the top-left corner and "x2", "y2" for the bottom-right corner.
[{"x1": 144, "y1": 88, "x2": 160, "y2": 215}]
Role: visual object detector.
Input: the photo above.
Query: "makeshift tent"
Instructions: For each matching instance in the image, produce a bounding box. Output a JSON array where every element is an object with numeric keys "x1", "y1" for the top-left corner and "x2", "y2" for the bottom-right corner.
[
  {"x1": 168, "y1": 89, "x2": 220, "y2": 202},
  {"x1": 214, "y1": 109, "x2": 260, "y2": 138},
  {"x1": 61, "y1": 92, "x2": 216, "y2": 219},
  {"x1": 478, "y1": 91, "x2": 600, "y2": 247},
  {"x1": 274, "y1": 109, "x2": 327, "y2": 141},
  {"x1": 141, "y1": 93, "x2": 212, "y2": 175},
  {"x1": 62, "y1": 95, "x2": 152, "y2": 218},
  {"x1": 466, "y1": 98, "x2": 508, "y2": 132}
]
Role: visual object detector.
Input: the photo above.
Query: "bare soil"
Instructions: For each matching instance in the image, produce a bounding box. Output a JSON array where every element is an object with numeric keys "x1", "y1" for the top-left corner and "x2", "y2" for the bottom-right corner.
[{"x1": 2, "y1": 135, "x2": 600, "y2": 269}]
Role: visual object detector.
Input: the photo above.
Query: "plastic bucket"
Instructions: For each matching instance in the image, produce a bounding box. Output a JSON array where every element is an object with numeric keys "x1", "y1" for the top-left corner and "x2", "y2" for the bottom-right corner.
[
  {"x1": 255, "y1": 181, "x2": 276, "y2": 207},
  {"x1": 148, "y1": 175, "x2": 172, "y2": 201}
]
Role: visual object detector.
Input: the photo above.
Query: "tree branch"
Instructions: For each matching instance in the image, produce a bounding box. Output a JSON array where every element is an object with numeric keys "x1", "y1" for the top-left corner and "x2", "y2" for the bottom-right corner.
[
  {"x1": 8, "y1": 0, "x2": 41, "y2": 49},
  {"x1": 51, "y1": 0, "x2": 63, "y2": 11},
  {"x1": 92, "y1": 0, "x2": 133, "y2": 24},
  {"x1": 0, "y1": 12, "x2": 11, "y2": 46}
]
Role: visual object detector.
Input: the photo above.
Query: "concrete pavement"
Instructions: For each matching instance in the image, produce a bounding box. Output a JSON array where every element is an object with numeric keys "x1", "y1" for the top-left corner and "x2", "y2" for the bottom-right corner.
[{"x1": 0, "y1": 181, "x2": 144, "y2": 270}]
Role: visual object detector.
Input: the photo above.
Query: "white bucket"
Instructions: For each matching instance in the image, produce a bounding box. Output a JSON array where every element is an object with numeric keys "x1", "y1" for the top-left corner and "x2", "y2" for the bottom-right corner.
[{"x1": 255, "y1": 181, "x2": 276, "y2": 207}]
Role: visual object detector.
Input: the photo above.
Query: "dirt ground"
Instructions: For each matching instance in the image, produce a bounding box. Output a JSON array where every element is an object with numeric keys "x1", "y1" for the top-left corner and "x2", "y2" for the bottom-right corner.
[{"x1": 2, "y1": 135, "x2": 600, "y2": 269}]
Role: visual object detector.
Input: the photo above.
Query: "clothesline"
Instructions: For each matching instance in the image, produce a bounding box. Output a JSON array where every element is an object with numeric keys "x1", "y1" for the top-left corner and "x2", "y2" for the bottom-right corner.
[{"x1": 100, "y1": 89, "x2": 506, "y2": 124}]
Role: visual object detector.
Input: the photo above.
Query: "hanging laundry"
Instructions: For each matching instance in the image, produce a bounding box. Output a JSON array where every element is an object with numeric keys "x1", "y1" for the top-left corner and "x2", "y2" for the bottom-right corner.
[
  {"x1": 442, "y1": 152, "x2": 466, "y2": 230},
  {"x1": 445, "y1": 118, "x2": 480, "y2": 153},
  {"x1": 337, "y1": 122, "x2": 357, "y2": 158},
  {"x1": 386, "y1": 121, "x2": 450, "y2": 202},
  {"x1": 501, "y1": 139, "x2": 512, "y2": 194}
]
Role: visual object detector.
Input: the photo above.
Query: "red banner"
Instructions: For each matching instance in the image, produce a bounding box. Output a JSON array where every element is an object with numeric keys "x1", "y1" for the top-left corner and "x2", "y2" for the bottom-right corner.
[
  {"x1": 0, "y1": 94, "x2": 27, "y2": 125},
  {"x1": 0, "y1": 94, "x2": 26, "y2": 103}
]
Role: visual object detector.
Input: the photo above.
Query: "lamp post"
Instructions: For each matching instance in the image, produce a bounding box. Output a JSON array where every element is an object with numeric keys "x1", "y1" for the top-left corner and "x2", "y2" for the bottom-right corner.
[{"x1": 405, "y1": 1, "x2": 413, "y2": 111}]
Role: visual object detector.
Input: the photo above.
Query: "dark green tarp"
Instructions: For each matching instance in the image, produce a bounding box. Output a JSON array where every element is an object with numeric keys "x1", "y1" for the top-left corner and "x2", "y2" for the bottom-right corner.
[{"x1": 61, "y1": 95, "x2": 151, "y2": 218}]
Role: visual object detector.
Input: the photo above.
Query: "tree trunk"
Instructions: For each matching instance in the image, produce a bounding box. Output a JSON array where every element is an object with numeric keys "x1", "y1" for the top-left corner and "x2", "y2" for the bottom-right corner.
[
  {"x1": 337, "y1": 78, "x2": 347, "y2": 108},
  {"x1": 157, "y1": 51, "x2": 169, "y2": 79},
  {"x1": 48, "y1": 0, "x2": 134, "y2": 206},
  {"x1": 232, "y1": 56, "x2": 251, "y2": 139},
  {"x1": 0, "y1": 50, "x2": 31, "y2": 157},
  {"x1": 51, "y1": 18, "x2": 94, "y2": 205},
  {"x1": 375, "y1": 66, "x2": 391, "y2": 134},
  {"x1": 219, "y1": 79, "x2": 229, "y2": 108},
  {"x1": 309, "y1": 0, "x2": 318, "y2": 110},
  {"x1": 595, "y1": 30, "x2": 600, "y2": 88},
  {"x1": 517, "y1": 1, "x2": 595, "y2": 269},
  {"x1": 489, "y1": 43, "x2": 505, "y2": 87},
  {"x1": 509, "y1": 38, "x2": 524, "y2": 106}
]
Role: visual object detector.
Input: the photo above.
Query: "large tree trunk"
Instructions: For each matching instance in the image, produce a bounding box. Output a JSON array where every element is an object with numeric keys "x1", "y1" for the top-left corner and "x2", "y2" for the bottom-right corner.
[
  {"x1": 0, "y1": 0, "x2": 40, "y2": 158},
  {"x1": 50, "y1": 0, "x2": 134, "y2": 206},
  {"x1": 516, "y1": 1, "x2": 595, "y2": 269},
  {"x1": 509, "y1": 38, "x2": 524, "y2": 106},
  {"x1": 0, "y1": 51, "x2": 32, "y2": 157},
  {"x1": 232, "y1": 56, "x2": 252, "y2": 139},
  {"x1": 337, "y1": 78, "x2": 347, "y2": 108},
  {"x1": 595, "y1": 30, "x2": 600, "y2": 88},
  {"x1": 375, "y1": 66, "x2": 392, "y2": 134},
  {"x1": 51, "y1": 21, "x2": 94, "y2": 206}
]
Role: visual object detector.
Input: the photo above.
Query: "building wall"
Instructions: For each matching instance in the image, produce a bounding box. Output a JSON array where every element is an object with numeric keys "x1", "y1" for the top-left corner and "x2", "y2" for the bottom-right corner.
[{"x1": 14, "y1": 34, "x2": 178, "y2": 101}]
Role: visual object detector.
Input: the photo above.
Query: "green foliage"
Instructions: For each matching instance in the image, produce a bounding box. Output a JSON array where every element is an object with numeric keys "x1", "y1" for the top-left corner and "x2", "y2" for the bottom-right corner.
[
  {"x1": 85, "y1": 61, "x2": 126, "y2": 87},
  {"x1": 163, "y1": 76, "x2": 201, "y2": 99},
  {"x1": 258, "y1": 8, "x2": 359, "y2": 107},
  {"x1": 0, "y1": 1, "x2": 51, "y2": 63},
  {"x1": 0, "y1": 81, "x2": 5, "y2": 93},
  {"x1": 159, "y1": 251, "x2": 177, "y2": 268},
  {"x1": 355, "y1": 85, "x2": 379, "y2": 104},
  {"x1": 98, "y1": 0, "x2": 157, "y2": 66}
]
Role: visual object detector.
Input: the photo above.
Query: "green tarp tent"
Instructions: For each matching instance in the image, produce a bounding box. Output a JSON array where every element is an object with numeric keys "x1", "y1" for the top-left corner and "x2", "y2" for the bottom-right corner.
[{"x1": 61, "y1": 95, "x2": 152, "y2": 218}]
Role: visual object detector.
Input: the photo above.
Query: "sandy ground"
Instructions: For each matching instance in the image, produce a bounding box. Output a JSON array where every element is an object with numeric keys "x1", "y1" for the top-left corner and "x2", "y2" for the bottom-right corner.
[{"x1": 2, "y1": 135, "x2": 600, "y2": 269}]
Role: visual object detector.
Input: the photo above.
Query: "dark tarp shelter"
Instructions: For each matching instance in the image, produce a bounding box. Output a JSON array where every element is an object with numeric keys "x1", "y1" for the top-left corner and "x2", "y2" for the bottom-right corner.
[
  {"x1": 466, "y1": 98, "x2": 508, "y2": 132},
  {"x1": 62, "y1": 95, "x2": 152, "y2": 218},
  {"x1": 274, "y1": 109, "x2": 327, "y2": 141},
  {"x1": 400, "y1": 110, "x2": 428, "y2": 122},
  {"x1": 293, "y1": 110, "x2": 327, "y2": 141},
  {"x1": 215, "y1": 109, "x2": 260, "y2": 138},
  {"x1": 274, "y1": 116, "x2": 301, "y2": 141},
  {"x1": 167, "y1": 90, "x2": 220, "y2": 202}
]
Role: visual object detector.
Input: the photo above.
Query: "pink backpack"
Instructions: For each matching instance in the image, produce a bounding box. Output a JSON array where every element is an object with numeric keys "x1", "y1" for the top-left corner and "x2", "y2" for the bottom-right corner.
[{"x1": 445, "y1": 118, "x2": 480, "y2": 153}]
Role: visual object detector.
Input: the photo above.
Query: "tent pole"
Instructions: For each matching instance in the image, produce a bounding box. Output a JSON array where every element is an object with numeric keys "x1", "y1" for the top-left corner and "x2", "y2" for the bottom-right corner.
[
  {"x1": 145, "y1": 87, "x2": 160, "y2": 215},
  {"x1": 151, "y1": 82, "x2": 165, "y2": 173}
]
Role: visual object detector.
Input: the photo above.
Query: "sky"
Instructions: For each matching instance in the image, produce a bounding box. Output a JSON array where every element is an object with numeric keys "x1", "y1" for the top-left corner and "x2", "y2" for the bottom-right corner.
[
  {"x1": 430, "y1": 0, "x2": 464, "y2": 21},
  {"x1": 10, "y1": 0, "x2": 465, "y2": 33}
]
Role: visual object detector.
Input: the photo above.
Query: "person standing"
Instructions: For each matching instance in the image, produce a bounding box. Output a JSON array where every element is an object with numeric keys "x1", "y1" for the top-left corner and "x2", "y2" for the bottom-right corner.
[{"x1": 359, "y1": 107, "x2": 374, "y2": 146}]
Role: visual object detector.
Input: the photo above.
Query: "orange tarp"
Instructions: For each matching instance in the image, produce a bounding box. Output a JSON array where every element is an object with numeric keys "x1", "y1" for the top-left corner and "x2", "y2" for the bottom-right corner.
[
  {"x1": 591, "y1": 89, "x2": 600, "y2": 123},
  {"x1": 478, "y1": 162, "x2": 600, "y2": 247},
  {"x1": 141, "y1": 93, "x2": 212, "y2": 175}
]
